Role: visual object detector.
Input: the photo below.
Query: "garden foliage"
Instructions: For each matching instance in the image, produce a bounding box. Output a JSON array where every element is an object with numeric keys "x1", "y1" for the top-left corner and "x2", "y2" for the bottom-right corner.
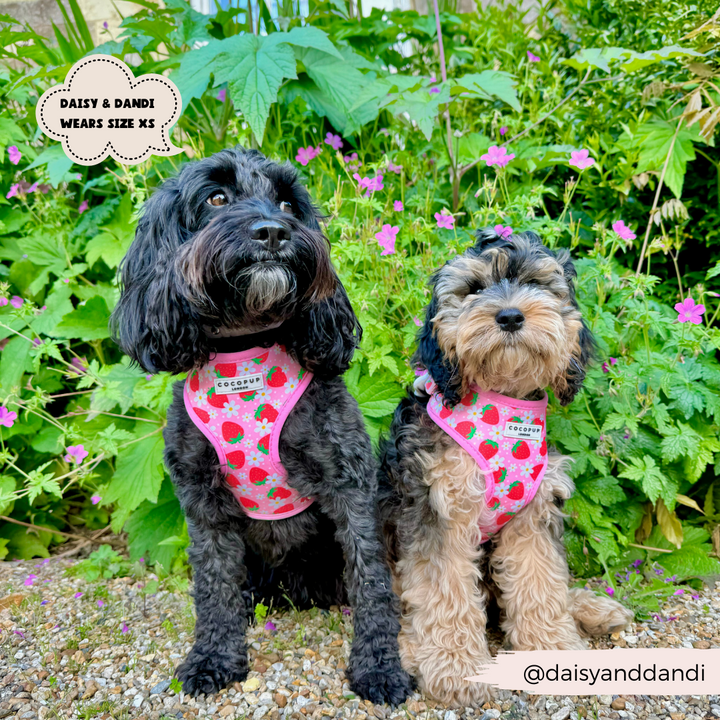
[{"x1": 0, "y1": 0, "x2": 719, "y2": 585}]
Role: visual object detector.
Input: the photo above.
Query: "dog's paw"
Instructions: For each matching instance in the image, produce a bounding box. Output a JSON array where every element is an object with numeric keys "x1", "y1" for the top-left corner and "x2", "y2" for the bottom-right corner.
[
  {"x1": 175, "y1": 650, "x2": 248, "y2": 696},
  {"x1": 349, "y1": 663, "x2": 413, "y2": 706}
]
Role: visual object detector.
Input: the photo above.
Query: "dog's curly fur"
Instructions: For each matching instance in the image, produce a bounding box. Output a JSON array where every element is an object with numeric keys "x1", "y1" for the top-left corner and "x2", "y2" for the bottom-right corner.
[
  {"x1": 112, "y1": 147, "x2": 411, "y2": 704},
  {"x1": 379, "y1": 229, "x2": 633, "y2": 707}
]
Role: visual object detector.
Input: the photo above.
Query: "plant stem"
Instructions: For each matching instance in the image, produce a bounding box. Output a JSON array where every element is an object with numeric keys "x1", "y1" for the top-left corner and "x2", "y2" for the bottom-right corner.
[
  {"x1": 0, "y1": 515, "x2": 87, "y2": 540},
  {"x1": 635, "y1": 116, "x2": 683, "y2": 276}
]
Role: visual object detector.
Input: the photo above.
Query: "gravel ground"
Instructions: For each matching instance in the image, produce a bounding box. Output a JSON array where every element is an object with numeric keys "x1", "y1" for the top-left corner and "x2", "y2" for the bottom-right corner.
[{"x1": 1, "y1": 557, "x2": 719, "y2": 720}]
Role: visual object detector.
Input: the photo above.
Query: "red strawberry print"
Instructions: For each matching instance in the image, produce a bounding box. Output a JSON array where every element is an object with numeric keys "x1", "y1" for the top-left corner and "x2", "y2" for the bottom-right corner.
[
  {"x1": 461, "y1": 391, "x2": 478, "y2": 407},
  {"x1": 215, "y1": 363, "x2": 237, "y2": 378},
  {"x1": 189, "y1": 371, "x2": 200, "y2": 393},
  {"x1": 249, "y1": 467, "x2": 269, "y2": 485},
  {"x1": 222, "y1": 422, "x2": 244, "y2": 444},
  {"x1": 533, "y1": 417, "x2": 544, "y2": 428},
  {"x1": 253, "y1": 351, "x2": 269, "y2": 365},
  {"x1": 258, "y1": 434, "x2": 270, "y2": 455},
  {"x1": 207, "y1": 389, "x2": 229, "y2": 408},
  {"x1": 239, "y1": 390, "x2": 257, "y2": 401},
  {"x1": 511, "y1": 440, "x2": 530, "y2": 460},
  {"x1": 507, "y1": 481, "x2": 524, "y2": 501},
  {"x1": 479, "y1": 440, "x2": 499, "y2": 459},
  {"x1": 268, "y1": 486, "x2": 292, "y2": 500},
  {"x1": 226, "y1": 450, "x2": 245, "y2": 470},
  {"x1": 481, "y1": 404, "x2": 499, "y2": 424},
  {"x1": 267, "y1": 367, "x2": 287, "y2": 387},
  {"x1": 492, "y1": 467, "x2": 507, "y2": 484},
  {"x1": 255, "y1": 403, "x2": 278, "y2": 423},
  {"x1": 539, "y1": 439, "x2": 547, "y2": 456},
  {"x1": 530, "y1": 464, "x2": 544, "y2": 480},
  {"x1": 497, "y1": 512, "x2": 515, "y2": 525},
  {"x1": 240, "y1": 497, "x2": 259, "y2": 511},
  {"x1": 274, "y1": 504, "x2": 295, "y2": 514},
  {"x1": 193, "y1": 407, "x2": 210, "y2": 423},
  {"x1": 488, "y1": 497, "x2": 501, "y2": 511},
  {"x1": 455, "y1": 421, "x2": 476, "y2": 440},
  {"x1": 227, "y1": 474, "x2": 241, "y2": 488},
  {"x1": 439, "y1": 405, "x2": 452, "y2": 420}
]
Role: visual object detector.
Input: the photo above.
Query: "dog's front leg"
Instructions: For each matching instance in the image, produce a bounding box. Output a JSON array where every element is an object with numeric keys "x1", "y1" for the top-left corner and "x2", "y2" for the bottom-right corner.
[
  {"x1": 489, "y1": 455, "x2": 587, "y2": 651},
  {"x1": 175, "y1": 518, "x2": 250, "y2": 695},
  {"x1": 318, "y1": 487, "x2": 412, "y2": 705}
]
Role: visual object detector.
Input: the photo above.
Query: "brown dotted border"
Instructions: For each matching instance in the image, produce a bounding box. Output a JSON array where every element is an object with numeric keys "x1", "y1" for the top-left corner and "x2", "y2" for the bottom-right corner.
[{"x1": 36, "y1": 55, "x2": 180, "y2": 164}]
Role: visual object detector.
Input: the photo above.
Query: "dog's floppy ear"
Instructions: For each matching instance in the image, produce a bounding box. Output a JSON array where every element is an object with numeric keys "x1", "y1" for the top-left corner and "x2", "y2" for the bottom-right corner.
[
  {"x1": 551, "y1": 248, "x2": 595, "y2": 405},
  {"x1": 111, "y1": 180, "x2": 209, "y2": 374},
  {"x1": 287, "y1": 277, "x2": 361, "y2": 378},
  {"x1": 413, "y1": 284, "x2": 463, "y2": 406}
]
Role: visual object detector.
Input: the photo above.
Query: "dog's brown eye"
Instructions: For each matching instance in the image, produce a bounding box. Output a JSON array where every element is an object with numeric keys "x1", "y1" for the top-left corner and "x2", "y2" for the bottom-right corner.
[
  {"x1": 280, "y1": 201, "x2": 293, "y2": 214},
  {"x1": 207, "y1": 192, "x2": 228, "y2": 207}
]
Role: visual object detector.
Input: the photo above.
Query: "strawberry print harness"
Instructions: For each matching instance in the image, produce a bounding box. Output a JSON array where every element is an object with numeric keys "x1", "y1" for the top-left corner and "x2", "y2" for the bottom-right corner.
[
  {"x1": 421, "y1": 374, "x2": 548, "y2": 542},
  {"x1": 184, "y1": 344, "x2": 314, "y2": 520}
]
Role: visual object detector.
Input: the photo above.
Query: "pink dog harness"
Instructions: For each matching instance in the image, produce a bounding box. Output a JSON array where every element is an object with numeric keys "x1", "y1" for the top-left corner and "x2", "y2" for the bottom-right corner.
[
  {"x1": 422, "y1": 375, "x2": 548, "y2": 542},
  {"x1": 184, "y1": 344, "x2": 314, "y2": 520}
]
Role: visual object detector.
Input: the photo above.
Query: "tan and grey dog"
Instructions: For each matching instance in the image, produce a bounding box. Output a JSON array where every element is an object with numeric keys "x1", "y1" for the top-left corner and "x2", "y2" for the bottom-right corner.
[{"x1": 379, "y1": 228, "x2": 633, "y2": 706}]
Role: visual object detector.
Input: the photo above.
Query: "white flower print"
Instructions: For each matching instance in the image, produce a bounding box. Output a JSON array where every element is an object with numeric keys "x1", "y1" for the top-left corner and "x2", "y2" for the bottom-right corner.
[
  {"x1": 509, "y1": 463, "x2": 517, "y2": 472},
  {"x1": 510, "y1": 499, "x2": 525, "y2": 512},
  {"x1": 281, "y1": 364, "x2": 290, "y2": 373},
  {"x1": 271, "y1": 399, "x2": 283, "y2": 409},
  {"x1": 266, "y1": 473, "x2": 283, "y2": 488},
  {"x1": 193, "y1": 391, "x2": 205, "y2": 405},
  {"x1": 519, "y1": 410, "x2": 534, "y2": 423},
  {"x1": 269, "y1": 496, "x2": 290, "y2": 510},
  {"x1": 501, "y1": 441, "x2": 511, "y2": 452},
  {"x1": 284, "y1": 378, "x2": 299, "y2": 394},
  {"x1": 255, "y1": 418, "x2": 272, "y2": 434},
  {"x1": 222, "y1": 400, "x2": 240, "y2": 417},
  {"x1": 247, "y1": 450, "x2": 264, "y2": 466},
  {"x1": 243, "y1": 437, "x2": 254, "y2": 449},
  {"x1": 446, "y1": 417, "x2": 458, "y2": 428},
  {"x1": 489, "y1": 455, "x2": 505, "y2": 471},
  {"x1": 499, "y1": 406, "x2": 511, "y2": 417},
  {"x1": 242, "y1": 412, "x2": 253, "y2": 423},
  {"x1": 467, "y1": 408, "x2": 482, "y2": 420},
  {"x1": 256, "y1": 389, "x2": 271, "y2": 401},
  {"x1": 208, "y1": 410, "x2": 217, "y2": 420},
  {"x1": 237, "y1": 484, "x2": 253, "y2": 496},
  {"x1": 487, "y1": 427, "x2": 503, "y2": 442},
  {"x1": 498, "y1": 485, "x2": 511, "y2": 498},
  {"x1": 534, "y1": 453, "x2": 544, "y2": 463},
  {"x1": 519, "y1": 462, "x2": 533, "y2": 478},
  {"x1": 239, "y1": 361, "x2": 255, "y2": 374}
]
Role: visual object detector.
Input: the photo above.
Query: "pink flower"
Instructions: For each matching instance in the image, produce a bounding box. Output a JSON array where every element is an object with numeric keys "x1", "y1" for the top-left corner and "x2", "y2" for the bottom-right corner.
[
  {"x1": 10, "y1": 296, "x2": 22, "y2": 309},
  {"x1": 24, "y1": 574, "x2": 37, "y2": 587},
  {"x1": 435, "y1": 209, "x2": 455, "y2": 230},
  {"x1": 602, "y1": 357, "x2": 618, "y2": 373},
  {"x1": 217, "y1": 88, "x2": 227, "y2": 102},
  {"x1": 0, "y1": 406, "x2": 17, "y2": 428},
  {"x1": 493, "y1": 224, "x2": 513, "y2": 238},
  {"x1": 295, "y1": 146, "x2": 321, "y2": 166},
  {"x1": 413, "y1": 316, "x2": 423, "y2": 327},
  {"x1": 6, "y1": 184, "x2": 19, "y2": 199},
  {"x1": 121, "y1": 622, "x2": 129, "y2": 633},
  {"x1": 103, "y1": 21, "x2": 108, "y2": 28},
  {"x1": 64, "y1": 444, "x2": 89, "y2": 465},
  {"x1": 343, "y1": 152, "x2": 361, "y2": 170},
  {"x1": 500, "y1": 126, "x2": 508, "y2": 136},
  {"x1": 393, "y1": 200, "x2": 404, "y2": 212},
  {"x1": 612, "y1": 220, "x2": 637, "y2": 241},
  {"x1": 569, "y1": 149, "x2": 595, "y2": 171},
  {"x1": 429, "y1": 86, "x2": 440, "y2": 94},
  {"x1": 674, "y1": 589, "x2": 684, "y2": 596},
  {"x1": 375, "y1": 224, "x2": 399, "y2": 256},
  {"x1": 481, "y1": 145, "x2": 515, "y2": 168},
  {"x1": 74, "y1": 592, "x2": 83, "y2": 599},
  {"x1": 264, "y1": 620, "x2": 277, "y2": 632},
  {"x1": 68, "y1": 357, "x2": 88, "y2": 376},
  {"x1": 8, "y1": 146, "x2": 21, "y2": 165},
  {"x1": 0, "y1": 298, "x2": 7, "y2": 307},
  {"x1": 91, "y1": 495, "x2": 102, "y2": 505},
  {"x1": 324, "y1": 132, "x2": 343, "y2": 151},
  {"x1": 98, "y1": 599, "x2": 105, "y2": 607},
  {"x1": 354, "y1": 173, "x2": 383, "y2": 196},
  {"x1": 387, "y1": 161, "x2": 403, "y2": 174},
  {"x1": 675, "y1": 297, "x2": 705, "y2": 325},
  {"x1": 605, "y1": 587, "x2": 614, "y2": 596},
  {"x1": 32, "y1": 338, "x2": 43, "y2": 347},
  {"x1": 78, "y1": 200, "x2": 88, "y2": 214},
  {"x1": 527, "y1": 50, "x2": 540, "y2": 62}
]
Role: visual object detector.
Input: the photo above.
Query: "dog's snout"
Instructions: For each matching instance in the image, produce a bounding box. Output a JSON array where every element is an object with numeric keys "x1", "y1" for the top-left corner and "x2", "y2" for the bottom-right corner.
[
  {"x1": 250, "y1": 220, "x2": 290, "y2": 250},
  {"x1": 495, "y1": 308, "x2": 524, "y2": 332}
]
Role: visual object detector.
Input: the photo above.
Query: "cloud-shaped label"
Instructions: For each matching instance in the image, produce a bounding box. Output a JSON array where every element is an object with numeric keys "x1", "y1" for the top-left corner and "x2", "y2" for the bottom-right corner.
[{"x1": 36, "y1": 56, "x2": 183, "y2": 166}]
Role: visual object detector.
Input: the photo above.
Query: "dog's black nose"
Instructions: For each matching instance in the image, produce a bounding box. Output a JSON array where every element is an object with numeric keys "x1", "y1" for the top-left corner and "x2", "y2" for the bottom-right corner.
[
  {"x1": 250, "y1": 220, "x2": 290, "y2": 250},
  {"x1": 495, "y1": 308, "x2": 524, "y2": 332}
]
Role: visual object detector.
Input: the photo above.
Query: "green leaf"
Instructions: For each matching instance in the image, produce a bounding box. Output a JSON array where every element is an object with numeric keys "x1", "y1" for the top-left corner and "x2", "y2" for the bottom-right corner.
[
  {"x1": 635, "y1": 119, "x2": 698, "y2": 199},
  {"x1": 170, "y1": 39, "x2": 226, "y2": 113},
  {"x1": 93, "y1": 358, "x2": 146, "y2": 414},
  {"x1": 281, "y1": 26, "x2": 343, "y2": 59},
  {"x1": 0, "y1": 335, "x2": 32, "y2": 392},
  {"x1": 347, "y1": 372, "x2": 404, "y2": 420},
  {"x1": 55, "y1": 296, "x2": 111, "y2": 341},
  {"x1": 214, "y1": 34, "x2": 297, "y2": 144},
  {"x1": 104, "y1": 430, "x2": 165, "y2": 533},
  {"x1": 562, "y1": 45, "x2": 700, "y2": 74},
  {"x1": 620, "y1": 45, "x2": 702, "y2": 73},
  {"x1": 384, "y1": 85, "x2": 451, "y2": 141},
  {"x1": 29, "y1": 285, "x2": 74, "y2": 337},
  {"x1": 0, "y1": 523, "x2": 50, "y2": 560},
  {"x1": 453, "y1": 71, "x2": 520, "y2": 111},
  {"x1": 26, "y1": 144, "x2": 75, "y2": 188},
  {"x1": 85, "y1": 193, "x2": 136, "y2": 269},
  {"x1": 0, "y1": 476, "x2": 16, "y2": 516},
  {"x1": 659, "y1": 545, "x2": 720, "y2": 580},
  {"x1": 618, "y1": 455, "x2": 667, "y2": 504},
  {"x1": 125, "y1": 478, "x2": 186, "y2": 570},
  {"x1": 577, "y1": 475, "x2": 626, "y2": 506}
]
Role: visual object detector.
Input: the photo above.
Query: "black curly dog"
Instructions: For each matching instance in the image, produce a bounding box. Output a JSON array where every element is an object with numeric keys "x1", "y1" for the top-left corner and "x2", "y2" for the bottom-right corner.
[{"x1": 111, "y1": 147, "x2": 411, "y2": 703}]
